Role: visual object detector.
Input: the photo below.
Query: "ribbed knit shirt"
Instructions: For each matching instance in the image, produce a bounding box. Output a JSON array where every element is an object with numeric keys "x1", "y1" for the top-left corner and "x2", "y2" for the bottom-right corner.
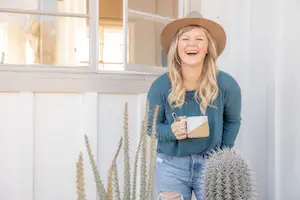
[{"x1": 147, "y1": 70, "x2": 242, "y2": 157}]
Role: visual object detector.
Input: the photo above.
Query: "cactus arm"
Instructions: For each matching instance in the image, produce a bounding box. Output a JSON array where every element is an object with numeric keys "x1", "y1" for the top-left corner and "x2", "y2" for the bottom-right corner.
[
  {"x1": 123, "y1": 103, "x2": 131, "y2": 200},
  {"x1": 84, "y1": 135, "x2": 108, "y2": 200}
]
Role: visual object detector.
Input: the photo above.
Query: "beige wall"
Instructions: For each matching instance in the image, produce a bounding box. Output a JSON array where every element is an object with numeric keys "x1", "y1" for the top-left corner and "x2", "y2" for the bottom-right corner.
[{"x1": 99, "y1": 0, "x2": 123, "y2": 21}]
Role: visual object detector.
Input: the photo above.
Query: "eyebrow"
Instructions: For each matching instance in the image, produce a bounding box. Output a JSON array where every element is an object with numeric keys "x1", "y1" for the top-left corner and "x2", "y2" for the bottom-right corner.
[{"x1": 181, "y1": 34, "x2": 206, "y2": 38}]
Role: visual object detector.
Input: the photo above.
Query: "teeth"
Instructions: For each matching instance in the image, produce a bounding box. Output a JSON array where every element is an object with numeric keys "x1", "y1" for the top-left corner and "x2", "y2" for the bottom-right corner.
[
  {"x1": 186, "y1": 52, "x2": 198, "y2": 56},
  {"x1": 186, "y1": 50, "x2": 198, "y2": 55}
]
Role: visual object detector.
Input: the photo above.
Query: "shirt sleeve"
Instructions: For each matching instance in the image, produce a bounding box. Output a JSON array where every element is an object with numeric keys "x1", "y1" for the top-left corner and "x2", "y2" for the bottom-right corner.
[
  {"x1": 146, "y1": 83, "x2": 177, "y2": 142},
  {"x1": 221, "y1": 82, "x2": 242, "y2": 148}
]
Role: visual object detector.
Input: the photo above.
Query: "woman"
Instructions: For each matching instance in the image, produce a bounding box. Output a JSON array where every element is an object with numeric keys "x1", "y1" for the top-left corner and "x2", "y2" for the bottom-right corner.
[{"x1": 147, "y1": 11, "x2": 242, "y2": 200}]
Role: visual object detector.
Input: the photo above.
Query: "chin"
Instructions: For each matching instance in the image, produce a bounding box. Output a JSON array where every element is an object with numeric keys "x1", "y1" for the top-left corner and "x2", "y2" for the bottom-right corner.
[{"x1": 182, "y1": 59, "x2": 202, "y2": 67}]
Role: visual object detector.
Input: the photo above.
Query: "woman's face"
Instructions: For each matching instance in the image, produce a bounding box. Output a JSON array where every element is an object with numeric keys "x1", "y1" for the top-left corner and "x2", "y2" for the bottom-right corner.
[{"x1": 177, "y1": 27, "x2": 208, "y2": 67}]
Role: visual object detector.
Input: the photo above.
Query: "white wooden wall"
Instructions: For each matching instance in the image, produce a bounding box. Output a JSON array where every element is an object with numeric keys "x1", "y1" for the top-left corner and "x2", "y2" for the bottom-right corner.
[
  {"x1": 199, "y1": 0, "x2": 300, "y2": 200},
  {"x1": 1, "y1": 0, "x2": 300, "y2": 199},
  {"x1": 0, "y1": 92, "x2": 147, "y2": 200}
]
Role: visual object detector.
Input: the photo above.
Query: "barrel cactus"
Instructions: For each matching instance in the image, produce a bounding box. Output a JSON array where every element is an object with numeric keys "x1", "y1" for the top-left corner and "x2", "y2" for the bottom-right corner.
[{"x1": 201, "y1": 147, "x2": 256, "y2": 200}]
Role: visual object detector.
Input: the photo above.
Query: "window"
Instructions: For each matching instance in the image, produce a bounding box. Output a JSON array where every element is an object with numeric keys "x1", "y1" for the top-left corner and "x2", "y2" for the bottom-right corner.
[
  {"x1": 78, "y1": 24, "x2": 130, "y2": 71},
  {"x1": 0, "y1": 0, "x2": 183, "y2": 74},
  {"x1": 0, "y1": 23, "x2": 7, "y2": 64},
  {"x1": 0, "y1": 0, "x2": 92, "y2": 70},
  {"x1": 100, "y1": 26, "x2": 126, "y2": 70},
  {"x1": 125, "y1": 0, "x2": 179, "y2": 73}
]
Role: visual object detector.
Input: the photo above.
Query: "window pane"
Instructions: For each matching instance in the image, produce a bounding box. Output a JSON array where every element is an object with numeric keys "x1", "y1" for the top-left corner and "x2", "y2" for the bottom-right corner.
[
  {"x1": 129, "y1": 0, "x2": 178, "y2": 19},
  {"x1": 98, "y1": 0, "x2": 125, "y2": 70},
  {"x1": 0, "y1": 0, "x2": 88, "y2": 14},
  {"x1": 103, "y1": 28, "x2": 123, "y2": 63},
  {"x1": 98, "y1": 26, "x2": 128, "y2": 71},
  {"x1": 128, "y1": 15, "x2": 166, "y2": 67},
  {"x1": 0, "y1": 13, "x2": 89, "y2": 66},
  {"x1": 0, "y1": 26, "x2": 7, "y2": 64}
]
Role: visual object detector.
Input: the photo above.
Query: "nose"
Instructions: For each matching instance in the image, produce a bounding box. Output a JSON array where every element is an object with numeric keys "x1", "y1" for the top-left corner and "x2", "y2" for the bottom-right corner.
[
  {"x1": 187, "y1": 39, "x2": 197, "y2": 46},
  {"x1": 187, "y1": 42, "x2": 196, "y2": 46},
  {"x1": 188, "y1": 43, "x2": 196, "y2": 47}
]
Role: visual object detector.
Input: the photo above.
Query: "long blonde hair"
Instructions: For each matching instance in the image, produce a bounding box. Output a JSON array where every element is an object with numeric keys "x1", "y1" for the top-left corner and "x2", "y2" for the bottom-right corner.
[{"x1": 167, "y1": 25, "x2": 219, "y2": 114}]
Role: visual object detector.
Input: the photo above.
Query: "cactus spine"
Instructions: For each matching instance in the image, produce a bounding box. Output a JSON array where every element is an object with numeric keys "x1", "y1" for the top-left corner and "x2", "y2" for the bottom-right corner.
[
  {"x1": 201, "y1": 148, "x2": 257, "y2": 200},
  {"x1": 76, "y1": 101, "x2": 158, "y2": 200}
]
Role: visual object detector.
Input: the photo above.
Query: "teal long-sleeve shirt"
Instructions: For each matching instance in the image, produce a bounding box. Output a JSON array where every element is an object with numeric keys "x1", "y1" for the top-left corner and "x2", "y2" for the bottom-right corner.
[{"x1": 147, "y1": 70, "x2": 242, "y2": 157}]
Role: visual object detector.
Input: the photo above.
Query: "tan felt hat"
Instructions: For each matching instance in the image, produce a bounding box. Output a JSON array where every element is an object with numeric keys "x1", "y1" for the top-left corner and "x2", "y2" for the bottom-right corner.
[{"x1": 160, "y1": 11, "x2": 227, "y2": 57}]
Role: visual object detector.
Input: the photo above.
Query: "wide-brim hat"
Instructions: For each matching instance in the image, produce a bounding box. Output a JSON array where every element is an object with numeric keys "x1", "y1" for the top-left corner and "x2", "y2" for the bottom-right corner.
[{"x1": 160, "y1": 11, "x2": 226, "y2": 57}]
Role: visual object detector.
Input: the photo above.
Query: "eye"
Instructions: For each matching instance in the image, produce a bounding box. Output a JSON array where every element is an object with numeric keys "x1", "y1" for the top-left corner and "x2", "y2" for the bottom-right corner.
[{"x1": 197, "y1": 38, "x2": 204, "y2": 41}]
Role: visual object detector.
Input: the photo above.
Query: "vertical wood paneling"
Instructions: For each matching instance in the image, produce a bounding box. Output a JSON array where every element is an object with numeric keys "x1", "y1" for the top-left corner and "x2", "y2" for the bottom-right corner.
[
  {"x1": 199, "y1": 0, "x2": 269, "y2": 199},
  {"x1": 0, "y1": 92, "x2": 34, "y2": 200},
  {"x1": 33, "y1": 93, "x2": 85, "y2": 200},
  {"x1": 16, "y1": 92, "x2": 34, "y2": 200},
  {"x1": 277, "y1": 1, "x2": 300, "y2": 199},
  {"x1": 0, "y1": 92, "x2": 148, "y2": 200},
  {"x1": 97, "y1": 94, "x2": 140, "y2": 196},
  {"x1": 0, "y1": 93, "x2": 19, "y2": 200}
]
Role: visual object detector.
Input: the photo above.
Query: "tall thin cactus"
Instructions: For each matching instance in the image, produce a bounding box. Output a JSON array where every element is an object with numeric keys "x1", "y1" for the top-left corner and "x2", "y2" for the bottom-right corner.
[
  {"x1": 84, "y1": 135, "x2": 108, "y2": 200},
  {"x1": 201, "y1": 148, "x2": 257, "y2": 200},
  {"x1": 139, "y1": 102, "x2": 149, "y2": 200},
  {"x1": 77, "y1": 101, "x2": 158, "y2": 200},
  {"x1": 112, "y1": 162, "x2": 121, "y2": 200},
  {"x1": 146, "y1": 105, "x2": 159, "y2": 200},
  {"x1": 131, "y1": 128, "x2": 143, "y2": 200},
  {"x1": 76, "y1": 152, "x2": 87, "y2": 200},
  {"x1": 123, "y1": 102, "x2": 131, "y2": 200},
  {"x1": 112, "y1": 137, "x2": 123, "y2": 200},
  {"x1": 108, "y1": 137, "x2": 123, "y2": 200},
  {"x1": 132, "y1": 101, "x2": 150, "y2": 200},
  {"x1": 107, "y1": 166, "x2": 113, "y2": 200}
]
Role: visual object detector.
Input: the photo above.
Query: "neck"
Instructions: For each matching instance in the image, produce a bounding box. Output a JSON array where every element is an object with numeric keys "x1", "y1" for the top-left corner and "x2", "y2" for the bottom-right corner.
[{"x1": 181, "y1": 63, "x2": 203, "y2": 91}]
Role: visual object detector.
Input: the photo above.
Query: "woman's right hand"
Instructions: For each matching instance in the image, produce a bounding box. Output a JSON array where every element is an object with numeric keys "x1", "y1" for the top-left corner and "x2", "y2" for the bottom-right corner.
[{"x1": 171, "y1": 116, "x2": 188, "y2": 140}]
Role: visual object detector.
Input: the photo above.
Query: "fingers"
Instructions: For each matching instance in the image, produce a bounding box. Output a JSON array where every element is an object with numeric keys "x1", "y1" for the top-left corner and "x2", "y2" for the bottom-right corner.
[
  {"x1": 171, "y1": 117, "x2": 188, "y2": 140},
  {"x1": 177, "y1": 116, "x2": 187, "y2": 120},
  {"x1": 171, "y1": 121, "x2": 186, "y2": 134},
  {"x1": 176, "y1": 134, "x2": 187, "y2": 140}
]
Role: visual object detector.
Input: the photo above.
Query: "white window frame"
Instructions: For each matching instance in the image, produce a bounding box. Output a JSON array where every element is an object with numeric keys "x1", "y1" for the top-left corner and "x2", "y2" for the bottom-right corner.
[
  {"x1": 0, "y1": 22, "x2": 8, "y2": 64},
  {"x1": 98, "y1": 24, "x2": 131, "y2": 71},
  {"x1": 123, "y1": 0, "x2": 190, "y2": 74},
  {"x1": 77, "y1": 24, "x2": 128, "y2": 71},
  {"x1": 0, "y1": 0, "x2": 192, "y2": 93},
  {"x1": 0, "y1": 1, "x2": 98, "y2": 73}
]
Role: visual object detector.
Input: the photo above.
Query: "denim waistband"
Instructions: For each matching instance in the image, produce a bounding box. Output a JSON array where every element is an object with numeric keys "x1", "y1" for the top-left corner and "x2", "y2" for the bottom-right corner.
[{"x1": 156, "y1": 152, "x2": 209, "y2": 160}]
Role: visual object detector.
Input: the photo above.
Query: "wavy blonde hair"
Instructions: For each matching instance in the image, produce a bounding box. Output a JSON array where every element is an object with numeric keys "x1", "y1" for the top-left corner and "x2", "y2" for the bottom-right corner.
[{"x1": 167, "y1": 25, "x2": 219, "y2": 114}]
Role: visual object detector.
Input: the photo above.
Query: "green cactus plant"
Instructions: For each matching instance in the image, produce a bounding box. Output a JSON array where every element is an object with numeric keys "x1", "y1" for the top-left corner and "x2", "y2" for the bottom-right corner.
[
  {"x1": 84, "y1": 134, "x2": 108, "y2": 200},
  {"x1": 76, "y1": 152, "x2": 86, "y2": 200},
  {"x1": 76, "y1": 101, "x2": 159, "y2": 200},
  {"x1": 201, "y1": 147, "x2": 257, "y2": 200},
  {"x1": 123, "y1": 102, "x2": 131, "y2": 200}
]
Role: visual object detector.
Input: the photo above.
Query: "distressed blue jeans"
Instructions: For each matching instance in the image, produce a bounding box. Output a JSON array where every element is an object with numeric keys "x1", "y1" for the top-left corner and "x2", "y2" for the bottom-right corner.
[{"x1": 154, "y1": 152, "x2": 206, "y2": 200}]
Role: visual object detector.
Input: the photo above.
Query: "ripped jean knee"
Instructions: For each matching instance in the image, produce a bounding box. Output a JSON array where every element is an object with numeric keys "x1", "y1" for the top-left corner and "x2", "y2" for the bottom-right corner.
[{"x1": 157, "y1": 191, "x2": 184, "y2": 200}]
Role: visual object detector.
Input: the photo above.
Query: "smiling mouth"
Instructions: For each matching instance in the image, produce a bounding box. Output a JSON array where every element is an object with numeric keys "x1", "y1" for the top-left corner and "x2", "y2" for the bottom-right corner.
[{"x1": 185, "y1": 50, "x2": 199, "y2": 56}]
